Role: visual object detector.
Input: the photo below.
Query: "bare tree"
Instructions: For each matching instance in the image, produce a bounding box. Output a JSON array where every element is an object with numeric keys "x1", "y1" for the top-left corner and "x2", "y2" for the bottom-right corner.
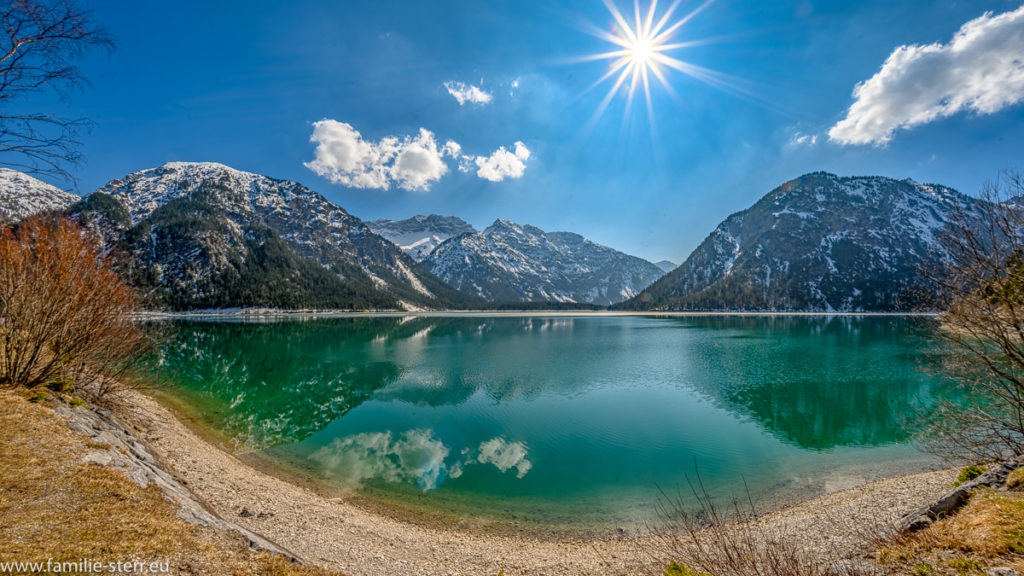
[
  {"x1": 0, "y1": 215, "x2": 146, "y2": 398},
  {"x1": 0, "y1": 0, "x2": 111, "y2": 182},
  {"x1": 922, "y1": 171, "x2": 1024, "y2": 461}
]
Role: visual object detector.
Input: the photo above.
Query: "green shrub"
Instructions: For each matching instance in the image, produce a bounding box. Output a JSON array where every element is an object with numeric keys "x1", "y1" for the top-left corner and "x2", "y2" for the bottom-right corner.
[
  {"x1": 952, "y1": 465, "x2": 986, "y2": 487},
  {"x1": 27, "y1": 391, "x2": 47, "y2": 403},
  {"x1": 947, "y1": 557, "x2": 982, "y2": 573},
  {"x1": 46, "y1": 380, "x2": 74, "y2": 394},
  {"x1": 664, "y1": 561, "x2": 711, "y2": 576},
  {"x1": 68, "y1": 397, "x2": 86, "y2": 409},
  {"x1": 913, "y1": 563, "x2": 936, "y2": 576}
]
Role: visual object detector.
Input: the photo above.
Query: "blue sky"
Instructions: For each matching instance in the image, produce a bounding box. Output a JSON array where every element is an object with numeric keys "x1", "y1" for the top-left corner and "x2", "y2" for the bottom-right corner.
[{"x1": 31, "y1": 0, "x2": 1024, "y2": 263}]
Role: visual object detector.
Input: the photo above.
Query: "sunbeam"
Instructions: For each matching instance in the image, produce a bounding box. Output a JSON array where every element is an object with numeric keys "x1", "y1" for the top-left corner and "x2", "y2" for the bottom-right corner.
[{"x1": 581, "y1": 0, "x2": 728, "y2": 125}]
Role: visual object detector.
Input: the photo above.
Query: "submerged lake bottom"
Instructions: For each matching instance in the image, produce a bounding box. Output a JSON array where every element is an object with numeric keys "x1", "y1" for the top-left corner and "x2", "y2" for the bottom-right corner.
[{"x1": 149, "y1": 314, "x2": 954, "y2": 533}]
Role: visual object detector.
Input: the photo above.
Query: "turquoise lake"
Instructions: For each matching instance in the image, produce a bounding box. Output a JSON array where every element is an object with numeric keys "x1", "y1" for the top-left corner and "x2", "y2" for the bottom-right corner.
[{"x1": 150, "y1": 315, "x2": 953, "y2": 530}]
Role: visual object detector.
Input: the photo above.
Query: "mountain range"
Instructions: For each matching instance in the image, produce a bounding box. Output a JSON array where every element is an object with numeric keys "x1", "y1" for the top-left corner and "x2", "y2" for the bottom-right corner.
[
  {"x1": 66, "y1": 162, "x2": 469, "y2": 310},
  {"x1": 424, "y1": 219, "x2": 667, "y2": 306},
  {"x1": 620, "y1": 172, "x2": 981, "y2": 312},
  {"x1": 367, "y1": 215, "x2": 476, "y2": 262},
  {"x1": 369, "y1": 214, "x2": 668, "y2": 306},
  {"x1": 0, "y1": 164, "x2": 982, "y2": 312}
]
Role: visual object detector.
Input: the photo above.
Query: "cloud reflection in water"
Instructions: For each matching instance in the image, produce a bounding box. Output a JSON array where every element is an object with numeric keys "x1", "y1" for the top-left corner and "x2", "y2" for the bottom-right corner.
[{"x1": 311, "y1": 429, "x2": 531, "y2": 491}]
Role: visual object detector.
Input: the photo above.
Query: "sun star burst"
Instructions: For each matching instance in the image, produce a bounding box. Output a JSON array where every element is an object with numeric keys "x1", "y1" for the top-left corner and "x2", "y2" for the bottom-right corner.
[{"x1": 582, "y1": 0, "x2": 719, "y2": 125}]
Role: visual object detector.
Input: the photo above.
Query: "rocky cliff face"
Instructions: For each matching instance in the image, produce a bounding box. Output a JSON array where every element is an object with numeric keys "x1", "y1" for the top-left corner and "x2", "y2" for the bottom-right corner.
[
  {"x1": 623, "y1": 172, "x2": 983, "y2": 311},
  {"x1": 425, "y1": 218, "x2": 666, "y2": 305},
  {"x1": 71, "y1": 162, "x2": 467, "y2": 310}
]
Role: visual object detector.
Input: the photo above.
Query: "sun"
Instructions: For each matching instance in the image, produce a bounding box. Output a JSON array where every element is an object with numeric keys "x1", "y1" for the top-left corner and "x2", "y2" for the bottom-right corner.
[
  {"x1": 629, "y1": 38, "x2": 653, "y2": 66},
  {"x1": 581, "y1": 0, "x2": 721, "y2": 124}
]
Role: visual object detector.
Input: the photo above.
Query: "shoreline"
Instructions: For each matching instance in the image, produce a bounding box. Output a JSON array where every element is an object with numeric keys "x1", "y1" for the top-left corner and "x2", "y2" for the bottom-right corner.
[
  {"x1": 137, "y1": 308, "x2": 941, "y2": 320},
  {"x1": 149, "y1": 387, "x2": 953, "y2": 540},
  {"x1": 96, "y1": 387, "x2": 958, "y2": 575},
  {"x1": 146, "y1": 388, "x2": 650, "y2": 540}
]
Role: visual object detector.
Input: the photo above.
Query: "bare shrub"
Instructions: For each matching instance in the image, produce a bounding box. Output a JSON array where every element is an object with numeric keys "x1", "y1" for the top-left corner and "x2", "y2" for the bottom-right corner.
[
  {"x1": 637, "y1": 480, "x2": 881, "y2": 576},
  {"x1": 920, "y1": 171, "x2": 1024, "y2": 461},
  {"x1": 0, "y1": 215, "x2": 146, "y2": 398}
]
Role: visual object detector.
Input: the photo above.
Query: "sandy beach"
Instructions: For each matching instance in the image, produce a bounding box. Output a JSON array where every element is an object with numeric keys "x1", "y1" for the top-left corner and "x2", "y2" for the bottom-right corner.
[{"x1": 81, "y1": 387, "x2": 958, "y2": 576}]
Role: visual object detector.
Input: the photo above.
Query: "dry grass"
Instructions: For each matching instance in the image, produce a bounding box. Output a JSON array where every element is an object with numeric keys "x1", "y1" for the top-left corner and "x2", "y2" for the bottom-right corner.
[
  {"x1": 1007, "y1": 468, "x2": 1024, "y2": 490},
  {"x1": 0, "y1": 388, "x2": 342, "y2": 575},
  {"x1": 877, "y1": 487, "x2": 1024, "y2": 575}
]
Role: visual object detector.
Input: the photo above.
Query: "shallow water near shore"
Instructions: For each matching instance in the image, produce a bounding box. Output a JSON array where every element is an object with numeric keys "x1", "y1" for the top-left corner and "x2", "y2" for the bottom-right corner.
[{"x1": 148, "y1": 314, "x2": 954, "y2": 531}]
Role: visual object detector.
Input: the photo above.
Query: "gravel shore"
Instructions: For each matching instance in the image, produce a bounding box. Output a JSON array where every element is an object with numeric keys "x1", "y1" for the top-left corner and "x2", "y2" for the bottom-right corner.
[{"x1": 108, "y1": 389, "x2": 957, "y2": 576}]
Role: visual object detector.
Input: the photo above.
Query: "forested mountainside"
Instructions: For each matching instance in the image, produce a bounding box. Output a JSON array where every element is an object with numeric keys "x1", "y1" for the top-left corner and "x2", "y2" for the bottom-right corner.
[{"x1": 621, "y1": 172, "x2": 982, "y2": 312}]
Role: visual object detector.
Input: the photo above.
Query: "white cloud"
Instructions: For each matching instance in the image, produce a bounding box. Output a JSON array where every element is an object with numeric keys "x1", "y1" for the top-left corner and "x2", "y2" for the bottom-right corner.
[
  {"x1": 473, "y1": 141, "x2": 531, "y2": 182},
  {"x1": 305, "y1": 119, "x2": 530, "y2": 188},
  {"x1": 442, "y1": 140, "x2": 461, "y2": 158},
  {"x1": 444, "y1": 81, "x2": 493, "y2": 105},
  {"x1": 304, "y1": 120, "x2": 453, "y2": 191},
  {"x1": 791, "y1": 132, "x2": 818, "y2": 146},
  {"x1": 830, "y1": 6, "x2": 1024, "y2": 146},
  {"x1": 303, "y1": 120, "x2": 392, "y2": 189},
  {"x1": 390, "y1": 129, "x2": 450, "y2": 191}
]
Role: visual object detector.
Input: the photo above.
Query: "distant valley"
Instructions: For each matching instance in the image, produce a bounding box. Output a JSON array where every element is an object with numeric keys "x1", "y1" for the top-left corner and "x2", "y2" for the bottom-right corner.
[{"x1": 368, "y1": 215, "x2": 475, "y2": 262}]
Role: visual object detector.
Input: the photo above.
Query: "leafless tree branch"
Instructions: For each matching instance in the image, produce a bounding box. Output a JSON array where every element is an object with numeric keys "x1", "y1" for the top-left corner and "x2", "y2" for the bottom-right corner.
[
  {"x1": 0, "y1": 0, "x2": 111, "y2": 184},
  {"x1": 920, "y1": 170, "x2": 1024, "y2": 461}
]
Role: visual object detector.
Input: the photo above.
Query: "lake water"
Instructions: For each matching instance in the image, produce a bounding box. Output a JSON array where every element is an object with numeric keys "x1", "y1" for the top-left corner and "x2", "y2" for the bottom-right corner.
[{"x1": 150, "y1": 315, "x2": 953, "y2": 531}]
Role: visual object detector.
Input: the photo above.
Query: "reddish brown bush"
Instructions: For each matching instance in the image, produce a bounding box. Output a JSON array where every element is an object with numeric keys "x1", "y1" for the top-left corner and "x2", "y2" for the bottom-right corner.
[{"x1": 0, "y1": 215, "x2": 145, "y2": 396}]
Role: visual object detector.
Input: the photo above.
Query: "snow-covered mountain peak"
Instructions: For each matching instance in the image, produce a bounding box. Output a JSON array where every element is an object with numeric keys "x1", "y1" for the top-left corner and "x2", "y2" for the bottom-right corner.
[
  {"x1": 0, "y1": 168, "x2": 79, "y2": 222},
  {"x1": 77, "y1": 163, "x2": 465, "y2": 310},
  {"x1": 426, "y1": 219, "x2": 666, "y2": 305},
  {"x1": 487, "y1": 218, "x2": 546, "y2": 238},
  {"x1": 654, "y1": 260, "x2": 677, "y2": 273},
  {"x1": 367, "y1": 214, "x2": 477, "y2": 261},
  {"x1": 488, "y1": 217, "x2": 518, "y2": 230},
  {"x1": 160, "y1": 160, "x2": 235, "y2": 172},
  {"x1": 625, "y1": 173, "x2": 984, "y2": 312},
  {"x1": 95, "y1": 162, "x2": 328, "y2": 224}
]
